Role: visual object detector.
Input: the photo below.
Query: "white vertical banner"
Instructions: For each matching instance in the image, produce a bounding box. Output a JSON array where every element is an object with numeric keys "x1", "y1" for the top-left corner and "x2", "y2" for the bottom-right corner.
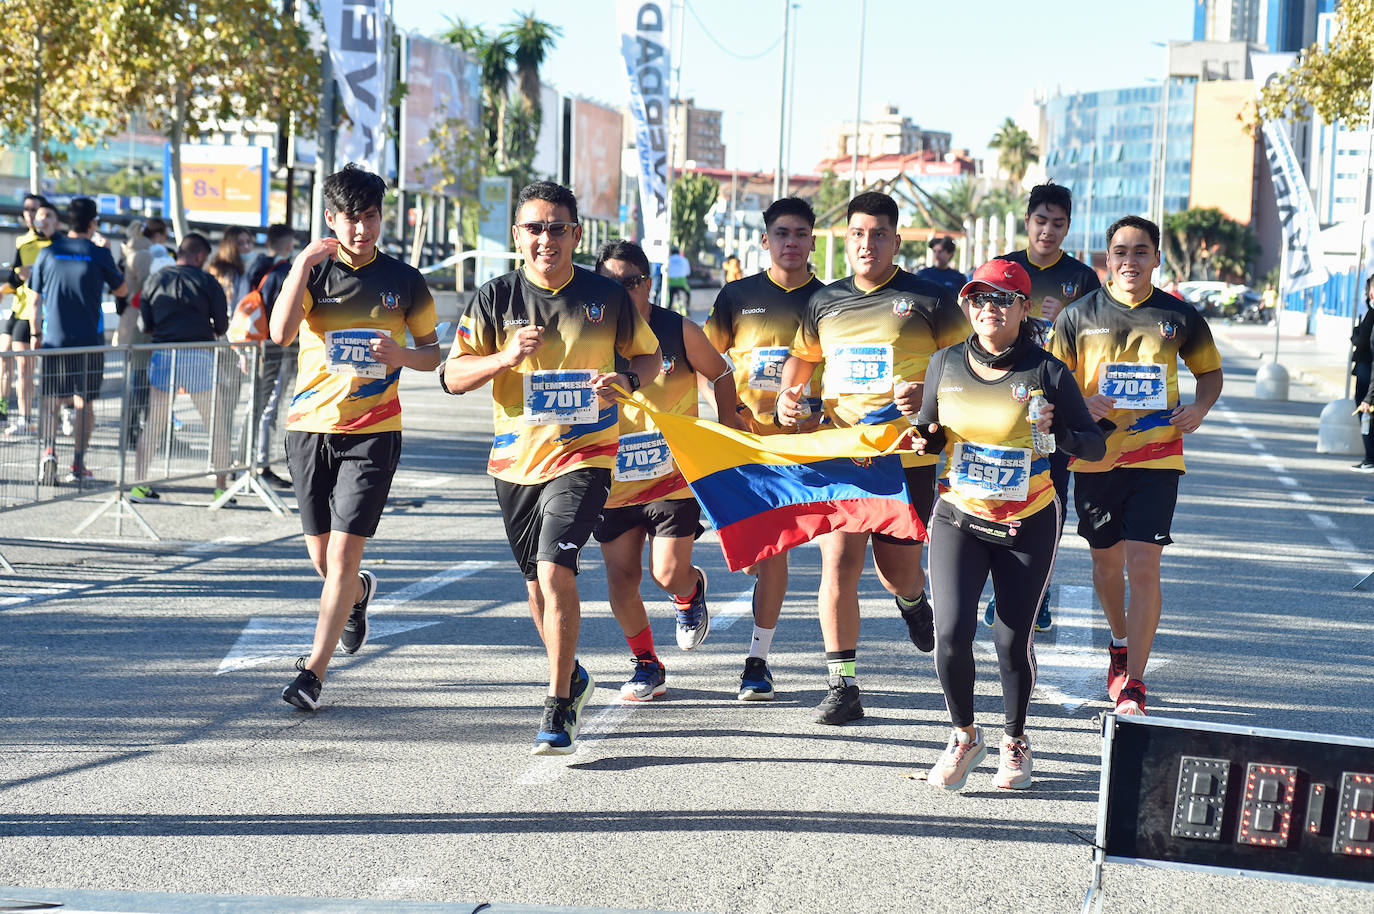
[
  {"x1": 1252, "y1": 52, "x2": 1329, "y2": 294},
  {"x1": 320, "y1": 0, "x2": 388, "y2": 175},
  {"x1": 618, "y1": 0, "x2": 671, "y2": 265}
]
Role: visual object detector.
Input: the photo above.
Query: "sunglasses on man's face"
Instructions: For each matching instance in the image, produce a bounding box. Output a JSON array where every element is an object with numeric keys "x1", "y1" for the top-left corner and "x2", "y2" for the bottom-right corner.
[
  {"x1": 517, "y1": 220, "x2": 577, "y2": 237},
  {"x1": 613, "y1": 274, "x2": 651, "y2": 291},
  {"x1": 970, "y1": 292, "x2": 1022, "y2": 310}
]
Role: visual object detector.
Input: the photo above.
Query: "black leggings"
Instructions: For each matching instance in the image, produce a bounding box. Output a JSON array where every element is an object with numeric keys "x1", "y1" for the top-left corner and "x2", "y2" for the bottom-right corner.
[{"x1": 927, "y1": 498, "x2": 1060, "y2": 737}]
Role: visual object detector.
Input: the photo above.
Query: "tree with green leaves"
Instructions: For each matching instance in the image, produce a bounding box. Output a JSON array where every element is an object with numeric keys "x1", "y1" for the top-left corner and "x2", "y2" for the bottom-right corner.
[
  {"x1": 1162, "y1": 207, "x2": 1261, "y2": 284},
  {"x1": 811, "y1": 170, "x2": 850, "y2": 227},
  {"x1": 672, "y1": 172, "x2": 718, "y2": 262},
  {"x1": 988, "y1": 117, "x2": 1039, "y2": 189},
  {"x1": 1256, "y1": 0, "x2": 1373, "y2": 125},
  {"x1": 506, "y1": 12, "x2": 561, "y2": 120}
]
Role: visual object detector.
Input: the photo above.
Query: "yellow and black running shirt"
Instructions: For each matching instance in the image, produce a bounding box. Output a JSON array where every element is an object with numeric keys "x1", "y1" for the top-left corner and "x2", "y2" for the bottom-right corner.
[
  {"x1": 457, "y1": 266, "x2": 660, "y2": 485},
  {"x1": 920, "y1": 343, "x2": 1101, "y2": 523},
  {"x1": 608, "y1": 304, "x2": 696, "y2": 509},
  {"x1": 287, "y1": 250, "x2": 437, "y2": 434},
  {"x1": 1047, "y1": 284, "x2": 1221, "y2": 474},
  {"x1": 705, "y1": 271, "x2": 824, "y2": 435},
  {"x1": 999, "y1": 249, "x2": 1101, "y2": 322},
  {"x1": 791, "y1": 268, "x2": 969, "y2": 467},
  {"x1": 9, "y1": 231, "x2": 50, "y2": 321}
]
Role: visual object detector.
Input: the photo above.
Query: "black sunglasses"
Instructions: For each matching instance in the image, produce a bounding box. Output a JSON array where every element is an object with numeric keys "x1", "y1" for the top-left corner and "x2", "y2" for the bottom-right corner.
[
  {"x1": 970, "y1": 291, "x2": 1023, "y2": 309},
  {"x1": 613, "y1": 274, "x2": 651, "y2": 291},
  {"x1": 517, "y1": 220, "x2": 578, "y2": 237}
]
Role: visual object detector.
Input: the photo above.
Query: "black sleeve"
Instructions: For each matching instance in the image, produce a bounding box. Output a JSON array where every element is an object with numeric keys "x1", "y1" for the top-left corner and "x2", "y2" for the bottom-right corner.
[
  {"x1": 912, "y1": 346, "x2": 949, "y2": 455},
  {"x1": 207, "y1": 274, "x2": 229, "y2": 336},
  {"x1": 1044, "y1": 356, "x2": 1106, "y2": 462},
  {"x1": 259, "y1": 264, "x2": 288, "y2": 318}
]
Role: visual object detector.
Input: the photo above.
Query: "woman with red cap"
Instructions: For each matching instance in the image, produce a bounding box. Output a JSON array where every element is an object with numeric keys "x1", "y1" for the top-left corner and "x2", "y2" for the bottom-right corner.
[{"x1": 901, "y1": 258, "x2": 1105, "y2": 791}]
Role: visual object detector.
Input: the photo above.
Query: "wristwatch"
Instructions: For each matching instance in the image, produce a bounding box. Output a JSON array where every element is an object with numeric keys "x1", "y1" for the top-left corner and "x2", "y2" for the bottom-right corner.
[{"x1": 624, "y1": 370, "x2": 641, "y2": 392}]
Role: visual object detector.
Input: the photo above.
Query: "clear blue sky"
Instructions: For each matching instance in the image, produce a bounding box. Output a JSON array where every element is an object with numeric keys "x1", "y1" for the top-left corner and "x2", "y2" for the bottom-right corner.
[{"x1": 393, "y1": 0, "x2": 1196, "y2": 175}]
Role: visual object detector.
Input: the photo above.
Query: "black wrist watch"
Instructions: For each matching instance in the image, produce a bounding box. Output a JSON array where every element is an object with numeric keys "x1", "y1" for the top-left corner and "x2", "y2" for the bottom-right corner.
[{"x1": 624, "y1": 370, "x2": 641, "y2": 392}]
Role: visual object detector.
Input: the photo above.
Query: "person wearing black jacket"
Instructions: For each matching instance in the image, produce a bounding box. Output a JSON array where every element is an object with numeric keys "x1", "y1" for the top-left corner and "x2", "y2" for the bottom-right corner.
[
  {"x1": 897, "y1": 259, "x2": 1105, "y2": 792},
  {"x1": 1350, "y1": 276, "x2": 1374, "y2": 472},
  {"x1": 129, "y1": 233, "x2": 233, "y2": 501}
]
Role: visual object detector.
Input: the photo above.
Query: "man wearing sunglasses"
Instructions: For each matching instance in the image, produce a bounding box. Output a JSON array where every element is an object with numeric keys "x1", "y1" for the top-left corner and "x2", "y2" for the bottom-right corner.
[
  {"x1": 592, "y1": 238, "x2": 740, "y2": 702},
  {"x1": 778, "y1": 191, "x2": 969, "y2": 725},
  {"x1": 443, "y1": 181, "x2": 662, "y2": 755},
  {"x1": 704, "y1": 196, "x2": 825, "y2": 702},
  {"x1": 1, "y1": 194, "x2": 53, "y2": 435}
]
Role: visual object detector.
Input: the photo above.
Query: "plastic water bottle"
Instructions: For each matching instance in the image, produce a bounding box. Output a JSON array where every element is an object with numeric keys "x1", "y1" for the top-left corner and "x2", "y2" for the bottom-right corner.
[
  {"x1": 1028, "y1": 390, "x2": 1056, "y2": 454},
  {"x1": 1362, "y1": 412, "x2": 1370, "y2": 436}
]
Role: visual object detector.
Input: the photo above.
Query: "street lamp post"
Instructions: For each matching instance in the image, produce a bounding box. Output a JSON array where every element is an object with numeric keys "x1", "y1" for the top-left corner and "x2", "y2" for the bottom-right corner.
[{"x1": 849, "y1": 0, "x2": 866, "y2": 199}]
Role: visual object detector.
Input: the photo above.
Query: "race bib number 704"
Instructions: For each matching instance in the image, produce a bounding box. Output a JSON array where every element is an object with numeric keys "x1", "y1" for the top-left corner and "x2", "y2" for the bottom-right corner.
[{"x1": 1098, "y1": 362, "x2": 1167, "y2": 410}]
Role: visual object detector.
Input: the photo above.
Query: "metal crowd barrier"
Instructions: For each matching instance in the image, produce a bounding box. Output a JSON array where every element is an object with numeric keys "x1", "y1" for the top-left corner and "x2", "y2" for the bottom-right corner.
[{"x1": 0, "y1": 340, "x2": 296, "y2": 563}]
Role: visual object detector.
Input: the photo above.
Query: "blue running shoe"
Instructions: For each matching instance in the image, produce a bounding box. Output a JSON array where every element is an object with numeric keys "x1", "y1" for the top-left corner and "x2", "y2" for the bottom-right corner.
[
  {"x1": 569, "y1": 659, "x2": 596, "y2": 731},
  {"x1": 619, "y1": 657, "x2": 667, "y2": 701},
  {"x1": 674, "y1": 566, "x2": 710, "y2": 650},
  {"x1": 532, "y1": 697, "x2": 575, "y2": 755},
  {"x1": 1034, "y1": 589, "x2": 1053, "y2": 632},
  {"x1": 738, "y1": 656, "x2": 775, "y2": 701}
]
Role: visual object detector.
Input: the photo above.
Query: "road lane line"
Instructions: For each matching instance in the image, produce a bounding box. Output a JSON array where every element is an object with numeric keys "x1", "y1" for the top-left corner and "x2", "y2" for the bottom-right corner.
[
  {"x1": 1307, "y1": 512, "x2": 1336, "y2": 530},
  {"x1": 708, "y1": 587, "x2": 756, "y2": 632}
]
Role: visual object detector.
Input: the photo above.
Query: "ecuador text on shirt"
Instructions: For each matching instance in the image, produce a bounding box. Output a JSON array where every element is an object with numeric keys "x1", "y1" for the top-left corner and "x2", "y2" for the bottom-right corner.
[
  {"x1": 790, "y1": 267, "x2": 969, "y2": 466},
  {"x1": 457, "y1": 266, "x2": 659, "y2": 485},
  {"x1": 287, "y1": 250, "x2": 437, "y2": 434},
  {"x1": 1046, "y1": 284, "x2": 1221, "y2": 473}
]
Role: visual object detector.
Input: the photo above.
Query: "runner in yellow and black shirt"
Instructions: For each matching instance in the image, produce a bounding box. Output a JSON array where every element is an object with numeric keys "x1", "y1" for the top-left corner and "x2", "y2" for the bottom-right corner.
[
  {"x1": 1, "y1": 195, "x2": 55, "y2": 436},
  {"x1": 443, "y1": 181, "x2": 661, "y2": 756},
  {"x1": 777, "y1": 191, "x2": 969, "y2": 726},
  {"x1": 704, "y1": 196, "x2": 825, "y2": 702},
  {"x1": 1047, "y1": 215, "x2": 1222, "y2": 719},
  {"x1": 593, "y1": 239, "x2": 741, "y2": 703},
  {"x1": 906, "y1": 259, "x2": 1104, "y2": 791},
  {"x1": 270, "y1": 165, "x2": 441, "y2": 714}
]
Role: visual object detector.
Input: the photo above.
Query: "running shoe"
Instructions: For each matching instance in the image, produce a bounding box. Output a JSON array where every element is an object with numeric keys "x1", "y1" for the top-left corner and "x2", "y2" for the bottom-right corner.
[
  {"x1": 1116, "y1": 679, "x2": 1147, "y2": 716},
  {"x1": 814, "y1": 676, "x2": 863, "y2": 725},
  {"x1": 282, "y1": 656, "x2": 322, "y2": 710},
  {"x1": 983, "y1": 596, "x2": 996, "y2": 628},
  {"x1": 340, "y1": 569, "x2": 376, "y2": 654},
  {"x1": 897, "y1": 591, "x2": 934, "y2": 652},
  {"x1": 256, "y1": 467, "x2": 292, "y2": 489},
  {"x1": 619, "y1": 657, "x2": 667, "y2": 702},
  {"x1": 63, "y1": 463, "x2": 92, "y2": 484},
  {"x1": 569, "y1": 660, "x2": 596, "y2": 728},
  {"x1": 673, "y1": 566, "x2": 710, "y2": 651},
  {"x1": 1351, "y1": 461, "x2": 1374, "y2": 473},
  {"x1": 59, "y1": 405, "x2": 75, "y2": 436},
  {"x1": 3, "y1": 417, "x2": 29, "y2": 437},
  {"x1": 129, "y1": 484, "x2": 161, "y2": 503},
  {"x1": 1034, "y1": 589, "x2": 1053, "y2": 632},
  {"x1": 994, "y1": 734, "x2": 1033, "y2": 789},
  {"x1": 1107, "y1": 644, "x2": 1129, "y2": 702},
  {"x1": 738, "y1": 656, "x2": 775, "y2": 702},
  {"x1": 927, "y1": 726, "x2": 987, "y2": 791},
  {"x1": 38, "y1": 451, "x2": 57, "y2": 486},
  {"x1": 211, "y1": 487, "x2": 237, "y2": 505},
  {"x1": 532, "y1": 697, "x2": 577, "y2": 755}
]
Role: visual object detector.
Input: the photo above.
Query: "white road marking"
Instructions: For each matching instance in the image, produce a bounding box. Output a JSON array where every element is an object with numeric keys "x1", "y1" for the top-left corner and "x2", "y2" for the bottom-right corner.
[
  {"x1": 1290, "y1": 491, "x2": 1315, "y2": 503},
  {"x1": 215, "y1": 560, "x2": 494, "y2": 673},
  {"x1": 1276, "y1": 476, "x2": 1299, "y2": 488},
  {"x1": 1248, "y1": 441, "x2": 1266, "y2": 451},
  {"x1": 1307, "y1": 513, "x2": 1336, "y2": 530},
  {"x1": 516, "y1": 701, "x2": 639, "y2": 786},
  {"x1": 0, "y1": 581, "x2": 87, "y2": 608},
  {"x1": 183, "y1": 536, "x2": 253, "y2": 555},
  {"x1": 709, "y1": 588, "x2": 756, "y2": 632}
]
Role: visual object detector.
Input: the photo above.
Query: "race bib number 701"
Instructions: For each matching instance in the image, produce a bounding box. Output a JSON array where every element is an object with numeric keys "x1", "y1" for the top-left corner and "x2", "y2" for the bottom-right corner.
[{"x1": 523, "y1": 369, "x2": 598, "y2": 425}]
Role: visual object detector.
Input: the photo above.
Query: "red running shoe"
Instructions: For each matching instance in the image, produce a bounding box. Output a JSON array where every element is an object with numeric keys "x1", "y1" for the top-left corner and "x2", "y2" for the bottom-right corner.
[
  {"x1": 1116, "y1": 679, "x2": 1147, "y2": 716},
  {"x1": 1107, "y1": 644, "x2": 1129, "y2": 702}
]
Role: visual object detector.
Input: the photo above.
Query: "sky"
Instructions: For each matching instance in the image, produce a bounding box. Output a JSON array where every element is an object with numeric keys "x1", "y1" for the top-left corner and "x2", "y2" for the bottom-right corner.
[{"x1": 392, "y1": 0, "x2": 1197, "y2": 175}]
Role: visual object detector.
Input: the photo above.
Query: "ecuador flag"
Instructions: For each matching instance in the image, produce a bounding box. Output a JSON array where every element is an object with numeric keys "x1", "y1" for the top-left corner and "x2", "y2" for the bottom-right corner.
[{"x1": 628, "y1": 396, "x2": 925, "y2": 571}]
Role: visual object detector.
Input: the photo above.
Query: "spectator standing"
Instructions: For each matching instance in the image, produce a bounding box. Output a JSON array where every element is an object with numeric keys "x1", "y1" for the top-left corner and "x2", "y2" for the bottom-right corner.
[
  {"x1": 1, "y1": 196, "x2": 55, "y2": 436},
  {"x1": 666, "y1": 247, "x2": 692, "y2": 315},
  {"x1": 129, "y1": 233, "x2": 233, "y2": 501},
  {"x1": 914, "y1": 237, "x2": 966, "y2": 297},
  {"x1": 208, "y1": 227, "x2": 254, "y2": 307},
  {"x1": 246, "y1": 224, "x2": 298, "y2": 486},
  {"x1": 29, "y1": 197, "x2": 127, "y2": 485},
  {"x1": 118, "y1": 218, "x2": 172, "y2": 449},
  {"x1": 1350, "y1": 275, "x2": 1374, "y2": 472}
]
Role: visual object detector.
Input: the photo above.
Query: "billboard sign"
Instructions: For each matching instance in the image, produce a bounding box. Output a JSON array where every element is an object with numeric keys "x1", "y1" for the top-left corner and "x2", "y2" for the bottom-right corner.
[{"x1": 163, "y1": 144, "x2": 270, "y2": 227}]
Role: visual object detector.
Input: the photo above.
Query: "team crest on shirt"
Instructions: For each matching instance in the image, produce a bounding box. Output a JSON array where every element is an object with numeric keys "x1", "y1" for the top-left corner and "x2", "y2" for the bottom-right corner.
[
  {"x1": 851, "y1": 457, "x2": 873, "y2": 468},
  {"x1": 1061, "y1": 281, "x2": 1079, "y2": 299},
  {"x1": 1159, "y1": 320, "x2": 1179, "y2": 341},
  {"x1": 585, "y1": 302, "x2": 605, "y2": 324},
  {"x1": 1009, "y1": 381, "x2": 1031, "y2": 403},
  {"x1": 379, "y1": 290, "x2": 400, "y2": 310},
  {"x1": 891, "y1": 297, "x2": 914, "y2": 318},
  {"x1": 662, "y1": 355, "x2": 676, "y2": 375}
]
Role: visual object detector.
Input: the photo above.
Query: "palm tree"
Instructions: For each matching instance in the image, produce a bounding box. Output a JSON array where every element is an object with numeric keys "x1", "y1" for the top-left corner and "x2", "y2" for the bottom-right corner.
[
  {"x1": 439, "y1": 17, "x2": 510, "y2": 165},
  {"x1": 504, "y1": 12, "x2": 562, "y2": 117},
  {"x1": 988, "y1": 117, "x2": 1039, "y2": 189}
]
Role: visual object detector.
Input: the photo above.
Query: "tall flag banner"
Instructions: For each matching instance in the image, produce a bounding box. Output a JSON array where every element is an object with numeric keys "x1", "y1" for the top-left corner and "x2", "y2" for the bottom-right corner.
[
  {"x1": 626, "y1": 395, "x2": 925, "y2": 571},
  {"x1": 618, "y1": 0, "x2": 671, "y2": 265},
  {"x1": 1252, "y1": 52, "x2": 1330, "y2": 294},
  {"x1": 321, "y1": 0, "x2": 389, "y2": 174}
]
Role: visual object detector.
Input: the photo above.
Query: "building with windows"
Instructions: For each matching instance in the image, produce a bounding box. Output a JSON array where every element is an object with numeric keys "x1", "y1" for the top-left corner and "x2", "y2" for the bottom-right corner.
[
  {"x1": 1192, "y1": 0, "x2": 1335, "y2": 51},
  {"x1": 827, "y1": 104, "x2": 950, "y2": 162},
  {"x1": 668, "y1": 98, "x2": 726, "y2": 170}
]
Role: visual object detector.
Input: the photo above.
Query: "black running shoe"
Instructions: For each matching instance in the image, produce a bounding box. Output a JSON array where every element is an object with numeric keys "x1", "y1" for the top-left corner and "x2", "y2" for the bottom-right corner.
[
  {"x1": 256, "y1": 467, "x2": 293, "y2": 489},
  {"x1": 897, "y1": 592, "x2": 934, "y2": 652},
  {"x1": 814, "y1": 676, "x2": 864, "y2": 725},
  {"x1": 532, "y1": 696, "x2": 577, "y2": 755},
  {"x1": 282, "y1": 657, "x2": 322, "y2": 710},
  {"x1": 340, "y1": 570, "x2": 376, "y2": 654}
]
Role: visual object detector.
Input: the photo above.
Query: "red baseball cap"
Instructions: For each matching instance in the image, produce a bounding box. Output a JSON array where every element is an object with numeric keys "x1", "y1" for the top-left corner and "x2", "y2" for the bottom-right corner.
[{"x1": 959, "y1": 259, "x2": 1031, "y2": 299}]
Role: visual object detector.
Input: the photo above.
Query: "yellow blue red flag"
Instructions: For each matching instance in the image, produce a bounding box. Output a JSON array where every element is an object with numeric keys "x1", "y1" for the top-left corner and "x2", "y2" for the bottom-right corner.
[{"x1": 624, "y1": 394, "x2": 925, "y2": 571}]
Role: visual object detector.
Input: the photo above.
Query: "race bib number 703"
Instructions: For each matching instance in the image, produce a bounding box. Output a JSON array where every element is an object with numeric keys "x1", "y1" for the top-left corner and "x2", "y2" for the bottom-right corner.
[{"x1": 325, "y1": 329, "x2": 385, "y2": 379}]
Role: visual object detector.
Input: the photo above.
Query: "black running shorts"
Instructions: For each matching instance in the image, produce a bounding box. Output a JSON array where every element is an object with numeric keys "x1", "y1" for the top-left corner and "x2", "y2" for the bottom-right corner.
[
  {"x1": 39, "y1": 351, "x2": 104, "y2": 400},
  {"x1": 593, "y1": 496, "x2": 703, "y2": 544},
  {"x1": 495, "y1": 468, "x2": 612, "y2": 581},
  {"x1": 1, "y1": 316, "x2": 31, "y2": 343},
  {"x1": 286, "y1": 430, "x2": 402, "y2": 538},
  {"x1": 873, "y1": 463, "x2": 937, "y2": 545},
  {"x1": 1073, "y1": 467, "x2": 1181, "y2": 550}
]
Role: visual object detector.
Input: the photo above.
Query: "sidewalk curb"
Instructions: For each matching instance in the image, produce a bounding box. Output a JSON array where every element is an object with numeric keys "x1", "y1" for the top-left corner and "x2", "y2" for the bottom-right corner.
[{"x1": 1211, "y1": 324, "x2": 1349, "y2": 402}]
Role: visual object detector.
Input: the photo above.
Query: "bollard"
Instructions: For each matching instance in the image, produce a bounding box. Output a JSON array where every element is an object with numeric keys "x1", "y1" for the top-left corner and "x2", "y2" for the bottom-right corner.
[
  {"x1": 1317, "y1": 398, "x2": 1363, "y2": 455},
  {"x1": 1253, "y1": 361, "x2": 1289, "y2": 400}
]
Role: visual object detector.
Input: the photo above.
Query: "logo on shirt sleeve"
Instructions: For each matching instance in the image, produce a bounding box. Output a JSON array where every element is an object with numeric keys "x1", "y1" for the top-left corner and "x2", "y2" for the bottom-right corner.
[
  {"x1": 379, "y1": 290, "x2": 400, "y2": 310},
  {"x1": 585, "y1": 302, "x2": 605, "y2": 324}
]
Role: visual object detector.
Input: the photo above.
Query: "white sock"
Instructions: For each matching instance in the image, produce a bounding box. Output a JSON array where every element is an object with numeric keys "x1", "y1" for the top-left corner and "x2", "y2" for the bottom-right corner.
[
  {"x1": 748, "y1": 624, "x2": 775, "y2": 660},
  {"x1": 1111, "y1": 635, "x2": 1128, "y2": 648}
]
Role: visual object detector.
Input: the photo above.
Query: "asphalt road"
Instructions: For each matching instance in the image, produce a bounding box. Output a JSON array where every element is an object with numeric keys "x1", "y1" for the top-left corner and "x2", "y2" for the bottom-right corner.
[{"x1": 1, "y1": 309, "x2": 1371, "y2": 913}]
